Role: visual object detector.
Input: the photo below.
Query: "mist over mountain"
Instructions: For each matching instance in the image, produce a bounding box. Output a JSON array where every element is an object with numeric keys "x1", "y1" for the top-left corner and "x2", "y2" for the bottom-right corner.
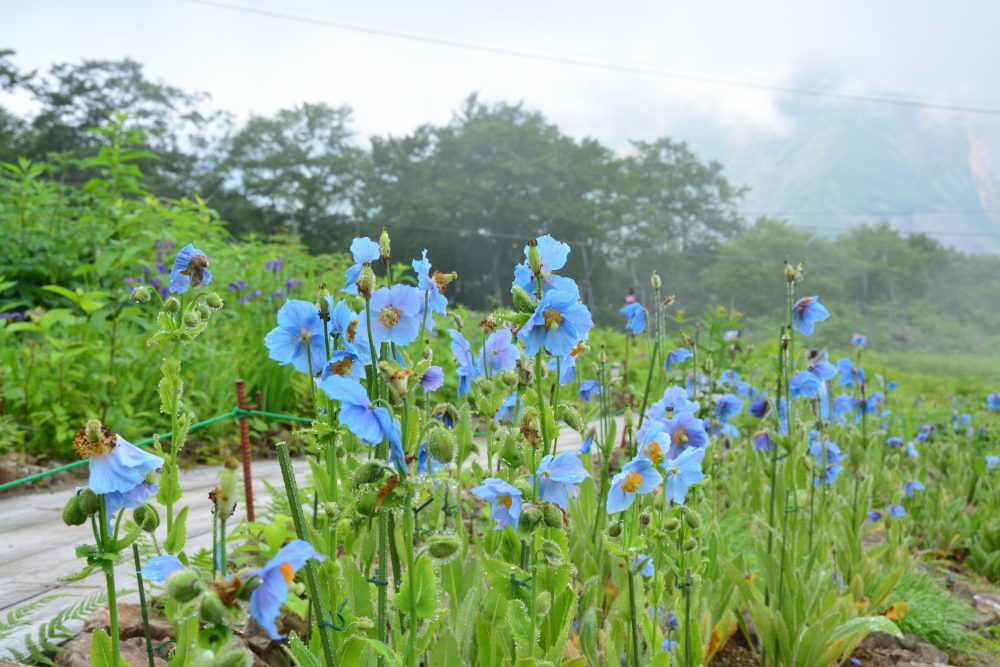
[{"x1": 677, "y1": 98, "x2": 1000, "y2": 254}]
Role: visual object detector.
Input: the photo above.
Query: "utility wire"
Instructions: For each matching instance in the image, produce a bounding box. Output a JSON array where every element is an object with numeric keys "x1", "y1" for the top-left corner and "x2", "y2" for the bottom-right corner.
[{"x1": 179, "y1": 0, "x2": 1000, "y2": 118}]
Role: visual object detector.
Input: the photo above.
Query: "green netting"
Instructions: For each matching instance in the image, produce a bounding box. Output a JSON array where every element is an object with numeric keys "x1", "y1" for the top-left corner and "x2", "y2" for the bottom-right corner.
[{"x1": 0, "y1": 408, "x2": 314, "y2": 493}]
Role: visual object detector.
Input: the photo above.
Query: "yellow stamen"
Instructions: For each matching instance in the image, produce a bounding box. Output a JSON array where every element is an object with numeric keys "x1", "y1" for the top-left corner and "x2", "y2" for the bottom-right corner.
[
  {"x1": 497, "y1": 494, "x2": 513, "y2": 508},
  {"x1": 621, "y1": 471, "x2": 644, "y2": 493},
  {"x1": 542, "y1": 308, "x2": 562, "y2": 330},
  {"x1": 345, "y1": 320, "x2": 358, "y2": 342},
  {"x1": 280, "y1": 562, "x2": 295, "y2": 585},
  {"x1": 72, "y1": 423, "x2": 117, "y2": 459},
  {"x1": 378, "y1": 305, "x2": 402, "y2": 328},
  {"x1": 673, "y1": 426, "x2": 689, "y2": 446},
  {"x1": 330, "y1": 358, "x2": 353, "y2": 376},
  {"x1": 644, "y1": 441, "x2": 663, "y2": 466}
]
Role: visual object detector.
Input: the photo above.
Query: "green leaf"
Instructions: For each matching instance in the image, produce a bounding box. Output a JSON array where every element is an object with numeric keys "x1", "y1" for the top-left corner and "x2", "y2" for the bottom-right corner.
[
  {"x1": 89, "y1": 628, "x2": 113, "y2": 667},
  {"x1": 395, "y1": 554, "x2": 439, "y2": 619},
  {"x1": 286, "y1": 632, "x2": 322, "y2": 667},
  {"x1": 165, "y1": 506, "x2": 189, "y2": 554}
]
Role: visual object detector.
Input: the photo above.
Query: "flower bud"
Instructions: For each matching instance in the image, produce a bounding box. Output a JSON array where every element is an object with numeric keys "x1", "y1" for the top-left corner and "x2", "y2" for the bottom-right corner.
[
  {"x1": 62, "y1": 495, "x2": 88, "y2": 526},
  {"x1": 205, "y1": 292, "x2": 224, "y2": 309},
  {"x1": 356, "y1": 618, "x2": 375, "y2": 632},
  {"x1": 426, "y1": 533, "x2": 461, "y2": 561},
  {"x1": 357, "y1": 264, "x2": 376, "y2": 299},
  {"x1": 379, "y1": 228, "x2": 391, "y2": 264},
  {"x1": 355, "y1": 461, "x2": 387, "y2": 485},
  {"x1": 520, "y1": 505, "x2": 542, "y2": 531},
  {"x1": 543, "y1": 504, "x2": 564, "y2": 528},
  {"x1": 324, "y1": 502, "x2": 340, "y2": 520},
  {"x1": 165, "y1": 296, "x2": 181, "y2": 313},
  {"x1": 195, "y1": 302, "x2": 212, "y2": 320},
  {"x1": 606, "y1": 522, "x2": 623, "y2": 538},
  {"x1": 133, "y1": 504, "x2": 160, "y2": 532},
  {"x1": 556, "y1": 404, "x2": 584, "y2": 432},
  {"x1": 428, "y1": 427, "x2": 455, "y2": 464},
  {"x1": 512, "y1": 286, "x2": 537, "y2": 313},
  {"x1": 650, "y1": 271, "x2": 661, "y2": 291},
  {"x1": 624, "y1": 406, "x2": 634, "y2": 431},
  {"x1": 78, "y1": 487, "x2": 101, "y2": 516},
  {"x1": 784, "y1": 260, "x2": 803, "y2": 283},
  {"x1": 475, "y1": 376, "x2": 494, "y2": 397},
  {"x1": 316, "y1": 285, "x2": 331, "y2": 320},
  {"x1": 166, "y1": 569, "x2": 204, "y2": 603},
  {"x1": 683, "y1": 537, "x2": 698, "y2": 552},
  {"x1": 639, "y1": 511, "x2": 651, "y2": 527},
  {"x1": 183, "y1": 309, "x2": 201, "y2": 327},
  {"x1": 130, "y1": 285, "x2": 152, "y2": 304},
  {"x1": 685, "y1": 511, "x2": 702, "y2": 530},
  {"x1": 356, "y1": 488, "x2": 379, "y2": 517},
  {"x1": 499, "y1": 434, "x2": 524, "y2": 468},
  {"x1": 599, "y1": 348, "x2": 608, "y2": 364},
  {"x1": 499, "y1": 370, "x2": 518, "y2": 387},
  {"x1": 664, "y1": 517, "x2": 681, "y2": 532},
  {"x1": 199, "y1": 591, "x2": 228, "y2": 626}
]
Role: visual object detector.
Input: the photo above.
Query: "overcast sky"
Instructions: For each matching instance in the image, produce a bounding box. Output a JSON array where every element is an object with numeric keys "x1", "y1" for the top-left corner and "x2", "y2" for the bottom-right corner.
[{"x1": 5, "y1": 0, "x2": 1000, "y2": 151}]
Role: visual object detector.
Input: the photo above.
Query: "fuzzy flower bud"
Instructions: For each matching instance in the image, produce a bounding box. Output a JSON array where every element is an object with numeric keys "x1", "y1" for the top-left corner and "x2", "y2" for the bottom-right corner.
[
  {"x1": 183, "y1": 310, "x2": 200, "y2": 327},
  {"x1": 428, "y1": 427, "x2": 455, "y2": 464},
  {"x1": 606, "y1": 522, "x2": 623, "y2": 538},
  {"x1": 166, "y1": 569, "x2": 203, "y2": 603},
  {"x1": 133, "y1": 504, "x2": 160, "y2": 532},
  {"x1": 426, "y1": 533, "x2": 461, "y2": 561},
  {"x1": 355, "y1": 461, "x2": 387, "y2": 485},
  {"x1": 685, "y1": 511, "x2": 702, "y2": 530},
  {"x1": 378, "y1": 228, "x2": 391, "y2": 265},
  {"x1": 205, "y1": 292, "x2": 224, "y2": 309},
  {"x1": 520, "y1": 505, "x2": 542, "y2": 531},
  {"x1": 165, "y1": 296, "x2": 181, "y2": 313},
  {"x1": 357, "y1": 264, "x2": 376, "y2": 300},
  {"x1": 526, "y1": 240, "x2": 543, "y2": 276},
  {"x1": 130, "y1": 285, "x2": 152, "y2": 304},
  {"x1": 512, "y1": 286, "x2": 538, "y2": 313},
  {"x1": 650, "y1": 271, "x2": 661, "y2": 291},
  {"x1": 785, "y1": 260, "x2": 803, "y2": 283},
  {"x1": 62, "y1": 495, "x2": 88, "y2": 526},
  {"x1": 77, "y1": 487, "x2": 101, "y2": 516},
  {"x1": 543, "y1": 504, "x2": 564, "y2": 528},
  {"x1": 557, "y1": 404, "x2": 584, "y2": 432}
]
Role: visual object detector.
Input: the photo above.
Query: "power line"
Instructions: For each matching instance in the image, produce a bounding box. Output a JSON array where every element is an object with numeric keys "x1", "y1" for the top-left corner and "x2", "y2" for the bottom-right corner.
[{"x1": 179, "y1": 0, "x2": 1000, "y2": 118}]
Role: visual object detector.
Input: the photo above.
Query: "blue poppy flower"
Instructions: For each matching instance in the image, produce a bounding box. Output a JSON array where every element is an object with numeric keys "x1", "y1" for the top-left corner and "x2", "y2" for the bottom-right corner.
[
  {"x1": 419, "y1": 365, "x2": 444, "y2": 391},
  {"x1": 715, "y1": 394, "x2": 744, "y2": 423},
  {"x1": 663, "y1": 412, "x2": 709, "y2": 459},
  {"x1": 368, "y1": 284, "x2": 422, "y2": 346},
  {"x1": 903, "y1": 480, "x2": 925, "y2": 497},
  {"x1": 752, "y1": 430, "x2": 773, "y2": 452},
  {"x1": 885, "y1": 436, "x2": 904, "y2": 448},
  {"x1": 579, "y1": 430, "x2": 595, "y2": 455},
  {"x1": 915, "y1": 423, "x2": 933, "y2": 442},
  {"x1": 471, "y1": 478, "x2": 522, "y2": 530},
  {"x1": 483, "y1": 328, "x2": 521, "y2": 375},
  {"x1": 649, "y1": 386, "x2": 699, "y2": 422},
  {"x1": 665, "y1": 348, "x2": 693, "y2": 370},
  {"x1": 889, "y1": 504, "x2": 906, "y2": 518},
  {"x1": 852, "y1": 333, "x2": 867, "y2": 347},
  {"x1": 906, "y1": 441, "x2": 920, "y2": 459},
  {"x1": 867, "y1": 510, "x2": 882, "y2": 523},
  {"x1": 808, "y1": 353, "x2": 838, "y2": 382},
  {"x1": 988, "y1": 392, "x2": 1000, "y2": 412},
  {"x1": 719, "y1": 370, "x2": 740, "y2": 385},
  {"x1": 104, "y1": 481, "x2": 157, "y2": 523},
  {"x1": 519, "y1": 288, "x2": 593, "y2": 357},
  {"x1": 411, "y1": 249, "x2": 449, "y2": 318},
  {"x1": 531, "y1": 451, "x2": 590, "y2": 509},
  {"x1": 809, "y1": 439, "x2": 847, "y2": 485},
  {"x1": 636, "y1": 420, "x2": 671, "y2": 466},
  {"x1": 789, "y1": 370, "x2": 821, "y2": 400},
  {"x1": 264, "y1": 300, "x2": 327, "y2": 375},
  {"x1": 341, "y1": 237, "x2": 380, "y2": 295},
  {"x1": 495, "y1": 392, "x2": 524, "y2": 423},
  {"x1": 987, "y1": 455, "x2": 999, "y2": 470},
  {"x1": 250, "y1": 539, "x2": 326, "y2": 639},
  {"x1": 579, "y1": 380, "x2": 602, "y2": 402},
  {"x1": 448, "y1": 329, "x2": 482, "y2": 396},
  {"x1": 749, "y1": 397, "x2": 771, "y2": 419},
  {"x1": 75, "y1": 427, "x2": 164, "y2": 497},
  {"x1": 732, "y1": 381, "x2": 753, "y2": 396},
  {"x1": 633, "y1": 554, "x2": 654, "y2": 578},
  {"x1": 607, "y1": 457, "x2": 662, "y2": 514},
  {"x1": 886, "y1": 380, "x2": 899, "y2": 392},
  {"x1": 326, "y1": 298, "x2": 364, "y2": 352},
  {"x1": 791, "y1": 296, "x2": 829, "y2": 336},
  {"x1": 619, "y1": 302, "x2": 647, "y2": 335},
  {"x1": 511, "y1": 234, "x2": 579, "y2": 296},
  {"x1": 548, "y1": 351, "x2": 578, "y2": 385},
  {"x1": 836, "y1": 358, "x2": 864, "y2": 388},
  {"x1": 662, "y1": 446, "x2": 705, "y2": 505},
  {"x1": 316, "y1": 376, "x2": 404, "y2": 466},
  {"x1": 662, "y1": 640, "x2": 679, "y2": 653},
  {"x1": 417, "y1": 442, "x2": 444, "y2": 475},
  {"x1": 168, "y1": 244, "x2": 212, "y2": 294},
  {"x1": 961, "y1": 413, "x2": 972, "y2": 425},
  {"x1": 141, "y1": 555, "x2": 185, "y2": 582}
]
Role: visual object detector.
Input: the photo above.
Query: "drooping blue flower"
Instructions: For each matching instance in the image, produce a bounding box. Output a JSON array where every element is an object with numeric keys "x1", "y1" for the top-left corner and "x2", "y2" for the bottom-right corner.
[
  {"x1": 836, "y1": 358, "x2": 864, "y2": 388},
  {"x1": 832, "y1": 394, "x2": 856, "y2": 421},
  {"x1": 417, "y1": 442, "x2": 444, "y2": 475},
  {"x1": 752, "y1": 430, "x2": 773, "y2": 452},
  {"x1": 663, "y1": 412, "x2": 709, "y2": 459},
  {"x1": 316, "y1": 376, "x2": 404, "y2": 466},
  {"x1": 77, "y1": 428, "x2": 164, "y2": 497},
  {"x1": 633, "y1": 554, "x2": 654, "y2": 578},
  {"x1": 867, "y1": 510, "x2": 882, "y2": 523},
  {"x1": 471, "y1": 478, "x2": 522, "y2": 530},
  {"x1": 619, "y1": 302, "x2": 647, "y2": 335},
  {"x1": 791, "y1": 296, "x2": 829, "y2": 336},
  {"x1": 579, "y1": 429, "x2": 594, "y2": 455},
  {"x1": 250, "y1": 540, "x2": 326, "y2": 639},
  {"x1": 789, "y1": 370, "x2": 821, "y2": 400},
  {"x1": 719, "y1": 369, "x2": 740, "y2": 385},
  {"x1": 495, "y1": 392, "x2": 524, "y2": 423},
  {"x1": 665, "y1": 348, "x2": 693, "y2": 370},
  {"x1": 885, "y1": 436, "x2": 904, "y2": 449},
  {"x1": 649, "y1": 386, "x2": 699, "y2": 422},
  {"x1": 141, "y1": 555, "x2": 185, "y2": 582},
  {"x1": 915, "y1": 423, "x2": 934, "y2": 442},
  {"x1": 889, "y1": 504, "x2": 906, "y2": 518},
  {"x1": 104, "y1": 481, "x2": 157, "y2": 523},
  {"x1": 808, "y1": 352, "x2": 838, "y2": 382},
  {"x1": 662, "y1": 446, "x2": 705, "y2": 505},
  {"x1": 341, "y1": 237, "x2": 380, "y2": 295},
  {"x1": 579, "y1": 380, "x2": 602, "y2": 402},
  {"x1": 448, "y1": 329, "x2": 482, "y2": 396},
  {"x1": 419, "y1": 365, "x2": 444, "y2": 391},
  {"x1": 483, "y1": 328, "x2": 521, "y2": 375},
  {"x1": 264, "y1": 299, "x2": 327, "y2": 376},
  {"x1": 903, "y1": 480, "x2": 925, "y2": 497},
  {"x1": 809, "y1": 439, "x2": 847, "y2": 485},
  {"x1": 607, "y1": 457, "x2": 662, "y2": 514},
  {"x1": 518, "y1": 288, "x2": 593, "y2": 357},
  {"x1": 547, "y1": 351, "x2": 578, "y2": 385},
  {"x1": 961, "y1": 413, "x2": 972, "y2": 425},
  {"x1": 662, "y1": 640, "x2": 679, "y2": 653},
  {"x1": 852, "y1": 333, "x2": 867, "y2": 347},
  {"x1": 511, "y1": 234, "x2": 579, "y2": 296},
  {"x1": 368, "y1": 284, "x2": 422, "y2": 346},
  {"x1": 327, "y1": 298, "x2": 364, "y2": 353},
  {"x1": 749, "y1": 397, "x2": 771, "y2": 419},
  {"x1": 715, "y1": 394, "x2": 744, "y2": 423},
  {"x1": 988, "y1": 392, "x2": 1000, "y2": 412},
  {"x1": 411, "y1": 249, "x2": 449, "y2": 318},
  {"x1": 168, "y1": 244, "x2": 212, "y2": 294},
  {"x1": 531, "y1": 451, "x2": 590, "y2": 509}
]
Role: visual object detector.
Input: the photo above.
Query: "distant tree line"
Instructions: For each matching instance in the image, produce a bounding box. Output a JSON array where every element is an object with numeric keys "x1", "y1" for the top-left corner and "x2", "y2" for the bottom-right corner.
[{"x1": 2, "y1": 50, "x2": 999, "y2": 352}]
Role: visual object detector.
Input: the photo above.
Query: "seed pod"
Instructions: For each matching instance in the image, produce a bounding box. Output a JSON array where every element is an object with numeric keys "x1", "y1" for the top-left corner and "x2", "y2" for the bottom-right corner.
[
  {"x1": 356, "y1": 617, "x2": 375, "y2": 632},
  {"x1": 664, "y1": 517, "x2": 681, "y2": 532},
  {"x1": 62, "y1": 495, "x2": 87, "y2": 526},
  {"x1": 355, "y1": 462, "x2": 386, "y2": 485},
  {"x1": 206, "y1": 292, "x2": 225, "y2": 309},
  {"x1": 500, "y1": 370, "x2": 518, "y2": 387},
  {"x1": 512, "y1": 286, "x2": 538, "y2": 313},
  {"x1": 606, "y1": 522, "x2": 623, "y2": 538},
  {"x1": 428, "y1": 427, "x2": 455, "y2": 463},
  {"x1": 166, "y1": 569, "x2": 203, "y2": 603},
  {"x1": 165, "y1": 296, "x2": 181, "y2": 313},
  {"x1": 685, "y1": 511, "x2": 702, "y2": 530},
  {"x1": 357, "y1": 264, "x2": 376, "y2": 299},
  {"x1": 78, "y1": 488, "x2": 101, "y2": 516},
  {"x1": 683, "y1": 537, "x2": 698, "y2": 552},
  {"x1": 426, "y1": 533, "x2": 461, "y2": 561},
  {"x1": 324, "y1": 502, "x2": 340, "y2": 520},
  {"x1": 543, "y1": 504, "x2": 564, "y2": 528},
  {"x1": 133, "y1": 504, "x2": 160, "y2": 532},
  {"x1": 195, "y1": 302, "x2": 213, "y2": 320}
]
